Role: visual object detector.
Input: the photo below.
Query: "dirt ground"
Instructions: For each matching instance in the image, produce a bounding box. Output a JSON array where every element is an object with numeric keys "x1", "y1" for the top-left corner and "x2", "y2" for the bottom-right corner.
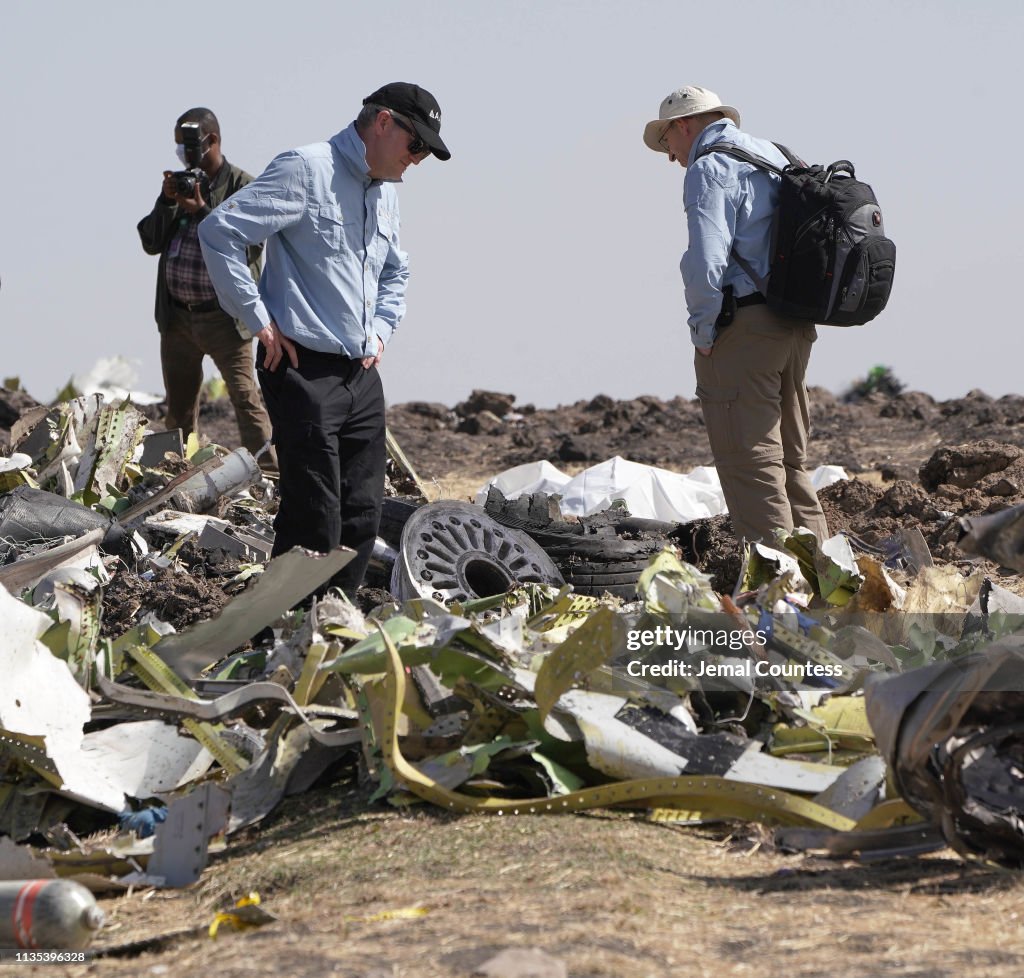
[
  {"x1": 10, "y1": 382, "x2": 1024, "y2": 976},
  {"x1": 193, "y1": 382, "x2": 1024, "y2": 596},
  {"x1": 48, "y1": 784, "x2": 1024, "y2": 978},
  {"x1": 391, "y1": 387, "x2": 1024, "y2": 594}
]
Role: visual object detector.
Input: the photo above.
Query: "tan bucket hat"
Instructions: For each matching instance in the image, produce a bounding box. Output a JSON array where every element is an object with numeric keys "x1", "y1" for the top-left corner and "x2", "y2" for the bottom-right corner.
[{"x1": 643, "y1": 85, "x2": 741, "y2": 153}]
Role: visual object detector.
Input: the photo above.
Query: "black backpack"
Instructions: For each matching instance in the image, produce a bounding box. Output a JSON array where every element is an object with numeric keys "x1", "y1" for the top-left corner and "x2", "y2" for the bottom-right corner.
[{"x1": 696, "y1": 142, "x2": 895, "y2": 326}]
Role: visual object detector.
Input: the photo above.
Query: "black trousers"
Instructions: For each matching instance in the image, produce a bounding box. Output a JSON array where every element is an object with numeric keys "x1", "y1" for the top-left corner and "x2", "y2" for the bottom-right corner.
[{"x1": 257, "y1": 344, "x2": 386, "y2": 599}]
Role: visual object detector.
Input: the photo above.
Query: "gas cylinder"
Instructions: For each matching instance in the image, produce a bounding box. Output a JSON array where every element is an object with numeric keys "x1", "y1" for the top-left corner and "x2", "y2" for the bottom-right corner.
[
  {"x1": 0, "y1": 879, "x2": 104, "y2": 949},
  {"x1": 170, "y1": 447, "x2": 261, "y2": 514}
]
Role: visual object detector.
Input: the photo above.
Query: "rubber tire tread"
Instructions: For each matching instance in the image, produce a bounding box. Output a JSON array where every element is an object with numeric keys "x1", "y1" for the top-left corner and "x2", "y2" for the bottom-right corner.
[
  {"x1": 568, "y1": 582, "x2": 638, "y2": 599},
  {"x1": 559, "y1": 557, "x2": 653, "y2": 575},
  {"x1": 541, "y1": 538, "x2": 663, "y2": 561},
  {"x1": 378, "y1": 496, "x2": 422, "y2": 546},
  {"x1": 565, "y1": 572, "x2": 645, "y2": 587}
]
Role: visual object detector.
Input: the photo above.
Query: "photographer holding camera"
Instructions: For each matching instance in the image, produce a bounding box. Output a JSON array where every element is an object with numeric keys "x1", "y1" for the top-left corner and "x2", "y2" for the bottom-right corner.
[{"x1": 137, "y1": 107, "x2": 275, "y2": 470}]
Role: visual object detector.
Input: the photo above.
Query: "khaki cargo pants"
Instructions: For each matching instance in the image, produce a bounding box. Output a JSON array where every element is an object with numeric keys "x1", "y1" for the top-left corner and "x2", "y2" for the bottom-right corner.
[
  {"x1": 694, "y1": 303, "x2": 829, "y2": 546},
  {"x1": 161, "y1": 303, "x2": 276, "y2": 471}
]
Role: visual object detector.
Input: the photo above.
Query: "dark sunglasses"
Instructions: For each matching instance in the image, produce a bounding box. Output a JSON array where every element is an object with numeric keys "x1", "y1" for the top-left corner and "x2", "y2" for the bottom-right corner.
[{"x1": 390, "y1": 112, "x2": 432, "y2": 157}]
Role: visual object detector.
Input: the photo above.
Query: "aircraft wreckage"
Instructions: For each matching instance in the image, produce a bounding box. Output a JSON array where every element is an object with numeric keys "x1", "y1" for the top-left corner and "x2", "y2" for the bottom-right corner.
[{"x1": 2, "y1": 391, "x2": 1024, "y2": 951}]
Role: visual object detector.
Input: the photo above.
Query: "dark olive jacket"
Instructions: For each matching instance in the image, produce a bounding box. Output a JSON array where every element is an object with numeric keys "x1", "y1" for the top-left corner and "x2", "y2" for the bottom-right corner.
[{"x1": 137, "y1": 159, "x2": 262, "y2": 333}]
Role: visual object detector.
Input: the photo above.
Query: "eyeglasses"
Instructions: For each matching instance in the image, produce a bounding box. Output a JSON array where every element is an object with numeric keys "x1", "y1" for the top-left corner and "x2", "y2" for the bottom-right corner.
[
  {"x1": 389, "y1": 112, "x2": 432, "y2": 157},
  {"x1": 658, "y1": 120, "x2": 675, "y2": 152}
]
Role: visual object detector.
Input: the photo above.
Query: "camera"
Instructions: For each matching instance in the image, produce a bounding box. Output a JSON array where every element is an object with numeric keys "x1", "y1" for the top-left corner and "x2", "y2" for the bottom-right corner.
[
  {"x1": 172, "y1": 169, "x2": 210, "y2": 198},
  {"x1": 171, "y1": 121, "x2": 210, "y2": 199}
]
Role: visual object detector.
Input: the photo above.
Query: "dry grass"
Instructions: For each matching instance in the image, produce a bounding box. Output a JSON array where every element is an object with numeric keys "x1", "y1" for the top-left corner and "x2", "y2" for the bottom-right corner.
[
  {"x1": 423, "y1": 462, "x2": 593, "y2": 505},
  {"x1": 44, "y1": 781, "x2": 1024, "y2": 978},
  {"x1": 422, "y1": 471, "x2": 492, "y2": 504}
]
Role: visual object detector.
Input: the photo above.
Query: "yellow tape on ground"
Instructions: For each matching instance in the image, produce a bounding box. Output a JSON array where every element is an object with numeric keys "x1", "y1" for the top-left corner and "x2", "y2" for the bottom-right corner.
[
  {"x1": 345, "y1": 907, "x2": 430, "y2": 924},
  {"x1": 367, "y1": 626, "x2": 855, "y2": 831}
]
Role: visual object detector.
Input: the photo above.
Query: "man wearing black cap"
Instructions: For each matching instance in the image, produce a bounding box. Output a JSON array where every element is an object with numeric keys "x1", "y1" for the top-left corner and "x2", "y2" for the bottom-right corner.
[{"x1": 199, "y1": 83, "x2": 450, "y2": 599}]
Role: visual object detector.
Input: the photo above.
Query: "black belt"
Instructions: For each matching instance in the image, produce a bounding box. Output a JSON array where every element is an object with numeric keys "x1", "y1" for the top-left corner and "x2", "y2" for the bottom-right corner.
[
  {"x1": 255, "y1": 340, "x2": 362, "y2": 364},
  {"x1": 735, "y1": 292, "x2": 766, "y2": 308},
  {"x1": 289, "y1": 342, "x2": 362, "y2": 363},
  {"x1": 170, "y1": 296, "x2": 221, "y2": 313}
]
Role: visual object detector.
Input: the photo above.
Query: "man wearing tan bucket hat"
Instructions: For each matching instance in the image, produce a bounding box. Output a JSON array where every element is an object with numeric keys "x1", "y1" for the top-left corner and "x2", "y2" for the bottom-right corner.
[{"x1": 644, "y1": 85, "x2": 829, "y2": 547}]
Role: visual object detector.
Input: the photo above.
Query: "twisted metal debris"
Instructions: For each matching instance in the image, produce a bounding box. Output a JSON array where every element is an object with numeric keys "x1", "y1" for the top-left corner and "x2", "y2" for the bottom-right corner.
[{"x1": 1, "y1": 391, "x2": 1024, "y2": 925}]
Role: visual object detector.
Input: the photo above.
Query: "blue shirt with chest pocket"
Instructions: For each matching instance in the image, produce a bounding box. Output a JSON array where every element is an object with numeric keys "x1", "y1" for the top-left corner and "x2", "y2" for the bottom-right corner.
[
  {"x1": 199, "y1": 122, "x2": 408, "y2": 359},
  {"x1": 682, "y1": 118, "x2": 790, "y2": 349}
]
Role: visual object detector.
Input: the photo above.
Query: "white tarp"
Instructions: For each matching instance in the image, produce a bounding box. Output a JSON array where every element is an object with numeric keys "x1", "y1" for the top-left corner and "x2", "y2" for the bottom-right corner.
[{"x1": 477, "y1": 457, "x2": 847, "y2": 524}]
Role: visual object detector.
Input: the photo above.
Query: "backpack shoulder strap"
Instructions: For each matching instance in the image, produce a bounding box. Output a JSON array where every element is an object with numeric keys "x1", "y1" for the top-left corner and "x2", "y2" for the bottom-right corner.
[
  {"x1": 694, "y1": 142, "x2": 784, "y2": 296},
  {"x1": 730, "y1": 252, "x2": 768, "y2": 297},
  {"x1": 695, "y1": 141, "x2": 811, "y2": 298},
  {"x1": 772, "y1": 143, "x2": 805, "y2": 167},
  {"x1": 695, "y1": 142, "x2": 784, "y2": 174}
]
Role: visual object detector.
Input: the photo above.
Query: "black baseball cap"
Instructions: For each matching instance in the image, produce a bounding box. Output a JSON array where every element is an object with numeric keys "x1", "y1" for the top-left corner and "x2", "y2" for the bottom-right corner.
[{"x1": 362, "y1": 82, "x2": 451, "y2": 161}]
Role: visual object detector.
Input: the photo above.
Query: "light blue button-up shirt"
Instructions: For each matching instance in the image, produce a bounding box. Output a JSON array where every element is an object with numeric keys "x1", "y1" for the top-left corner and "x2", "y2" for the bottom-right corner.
[
  {"x1": 199, "y1": 123, "x2": 408, "y2": 358},
  {"x1": 681, "y1": 119, "x2": 788, "y2": 348}
]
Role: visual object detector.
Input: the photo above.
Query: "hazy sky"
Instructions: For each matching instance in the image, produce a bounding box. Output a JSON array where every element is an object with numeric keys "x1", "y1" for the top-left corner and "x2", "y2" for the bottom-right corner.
[{"x1": 3, "y1": 0, "x2": 1021, "y2": 410}]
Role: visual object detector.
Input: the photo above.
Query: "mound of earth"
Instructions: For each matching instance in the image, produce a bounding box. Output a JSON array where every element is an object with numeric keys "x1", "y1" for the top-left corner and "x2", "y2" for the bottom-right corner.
[
  {"x1": 137, "y1": 386, "x2": 1024, "y2": 589},
  {"x1": 8, "y1": 383, "x2": 1024, "y2": 601},
  {"x1": 100, "y1": 540, "x2": 238, "y2": 638},
  {"x1": 12, "y1": 383, "x2": 1024, "y2": 495},
  {"x1": 383, "y1": 386, "x2": 1024, "y2": 488}
]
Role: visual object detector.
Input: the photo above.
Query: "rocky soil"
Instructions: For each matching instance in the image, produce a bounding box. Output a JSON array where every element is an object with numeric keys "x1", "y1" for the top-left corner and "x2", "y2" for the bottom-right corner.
[
  {"x1": 6, "y1": 381, "x2": 1024, "y2": 600},
  {"x1": 388, "y1": 386, "x2": 1024, "y2": 591},
  {"x1": 387, "y1": 385, "x2": 1024, "y2": 483}
]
